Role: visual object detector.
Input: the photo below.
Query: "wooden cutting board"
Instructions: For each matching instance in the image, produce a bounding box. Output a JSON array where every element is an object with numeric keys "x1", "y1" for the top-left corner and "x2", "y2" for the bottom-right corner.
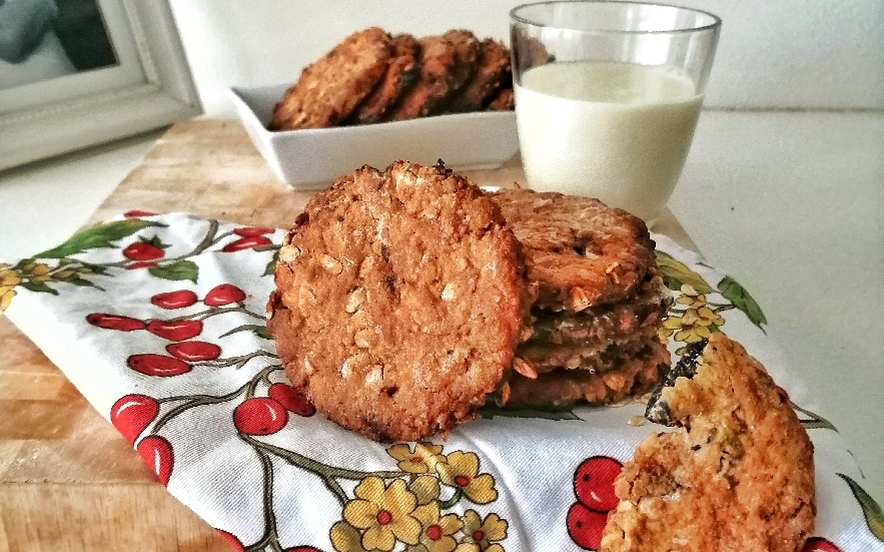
[{"x1": 0, "y1": 119, "x2": 695, "y2": 551}]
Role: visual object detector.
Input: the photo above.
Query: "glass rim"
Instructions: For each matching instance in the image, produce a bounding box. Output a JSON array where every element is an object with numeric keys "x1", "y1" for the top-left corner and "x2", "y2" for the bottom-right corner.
[{"x1": 509, "y1": 0, "x2": 722, "y2": 35}]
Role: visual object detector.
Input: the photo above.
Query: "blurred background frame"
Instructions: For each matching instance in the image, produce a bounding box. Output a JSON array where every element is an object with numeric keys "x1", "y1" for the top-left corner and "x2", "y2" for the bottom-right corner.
[{"x1": 0, "y1": 0, "x2": 201, "y2": 171}]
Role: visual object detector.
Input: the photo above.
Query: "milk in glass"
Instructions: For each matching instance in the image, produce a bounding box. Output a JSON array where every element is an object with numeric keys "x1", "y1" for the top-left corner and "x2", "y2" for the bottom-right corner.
[{"x1": 515, "y1": 61, "x2": 702, "y2": 222}]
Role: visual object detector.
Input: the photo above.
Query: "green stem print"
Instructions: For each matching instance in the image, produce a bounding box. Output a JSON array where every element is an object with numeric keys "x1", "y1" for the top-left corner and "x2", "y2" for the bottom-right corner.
[
  {"x1": 0, "y1": 216, "x2": 280, "y2": 304},
  {"x1": 792, "y1": 401, "x2": 837, "y2": 431},
  {"x1": 838, "y1": 473, "x2": 884, "y2": 542}
]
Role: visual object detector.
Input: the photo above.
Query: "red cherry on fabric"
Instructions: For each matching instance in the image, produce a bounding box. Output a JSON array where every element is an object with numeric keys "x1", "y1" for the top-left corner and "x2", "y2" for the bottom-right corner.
[
  {"x1": 124, "y1": 209, "x2": 156, "y2": 218},
  {"x1": 222, "y1": 236, "x2": 272, "y2": 252},
  {"x1": 268, "y1": 383, "x2": 316, "y2": 417},
  {"x1": 128, "y1": 354, "x2": 192, "y2": 377},
  {"x1": 137, "y1": 435, "x2": 173, "y2": 486},
  {"x1": 166, "y1": 341, "x2": 221, "y2": 361},
  {"x1": 147, "y1": 319, "x2": 203, "y2": 341},
  {"x1": 86, "y1": 313, "x2": 146, "y2": 331},
  {"x1": 233, "y1": 397, "x2": 288, "y2": 435},
  {"x1": 801, "y1": 538, "x2": 843, "y2": 552},
  {"x1": 110, "y1": 394, "x2": 159, "y2": 444},
  {"x1": 123, "y1": 242, "x2": 164, "y2": 261},
  {"x1": 204, "y1": 284, "x2": 247, "y2": 306},
  {"x1": 233, "y1": 226, "x2": 273, "y2": 237},
  {"x1": 566, "y1": 502, "x2": 608, "y2": 550},
  {"x1": 775, "y1": 385, "x2": 791, "y2": 404},
  {"x1": 573, "y1": 456, "x2": 622, "y2": 513},
  {"x1": 151, "y1": 290, "x2": 198, "y2": 310},
  {"x1": 216, "y1": 530, "x2": 245, "y2": 552}
]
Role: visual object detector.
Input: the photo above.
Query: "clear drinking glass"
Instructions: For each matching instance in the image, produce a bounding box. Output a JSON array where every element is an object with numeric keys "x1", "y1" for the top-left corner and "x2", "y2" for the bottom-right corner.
[{"x1": 510, "y1": 1, "x2": 721, "y2": 223}]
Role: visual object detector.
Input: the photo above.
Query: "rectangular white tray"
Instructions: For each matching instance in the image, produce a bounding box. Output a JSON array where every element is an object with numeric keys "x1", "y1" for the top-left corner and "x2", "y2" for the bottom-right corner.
[{"x1": 229, "y1": 84, "x2": 519, "y2": 189}]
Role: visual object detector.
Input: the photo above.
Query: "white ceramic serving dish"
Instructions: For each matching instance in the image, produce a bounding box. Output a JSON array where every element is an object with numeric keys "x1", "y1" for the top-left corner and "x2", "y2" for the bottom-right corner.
[{"x1": 229, "y1": 85, "x2": 519, "y2": 189}]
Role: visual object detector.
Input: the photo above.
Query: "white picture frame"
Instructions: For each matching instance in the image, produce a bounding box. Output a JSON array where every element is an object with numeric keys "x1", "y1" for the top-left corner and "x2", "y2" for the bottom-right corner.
[{"x1": 0, "y1": 0, "x2": 202, "y2": 171}]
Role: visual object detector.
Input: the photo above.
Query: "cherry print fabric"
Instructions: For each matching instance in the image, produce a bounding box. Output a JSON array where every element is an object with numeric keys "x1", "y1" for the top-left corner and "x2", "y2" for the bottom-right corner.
[{"x1": 1, "y1": 212, "x2": 881, "y2": 552}]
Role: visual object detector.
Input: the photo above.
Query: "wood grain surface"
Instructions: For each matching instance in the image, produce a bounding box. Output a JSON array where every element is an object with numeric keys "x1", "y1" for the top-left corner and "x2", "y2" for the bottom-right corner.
[{"x1": 0, "y1": 119, "x2": 695, "y2": 551}]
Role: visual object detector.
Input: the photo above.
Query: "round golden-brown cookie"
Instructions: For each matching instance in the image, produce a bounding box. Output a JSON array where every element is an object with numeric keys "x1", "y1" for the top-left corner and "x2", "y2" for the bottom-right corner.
[
  {"x1": 447, "y1": 38, "x2": 512, "y2": 113},
  {"x1": 348, "y1": 33, "x2": 422, "y2": 125},
  {"x1": 268, "y1": 27, "x2": 391, "y2": 130},
  {"x1": 386, "y1": 35, "x2": 460, "y2": 121},
  {"x1": 601, "y1": 333, "x2": 816, "y2": 552},
  {"x1": 485, "y1": 86, "x2": 514, "y2": 111},
  {"x1": 267, "y1": 161, "x2": 529, "y2": 442},
  {"x1": 441, "y1": 29, "x2": 481, "y2": 95},
  {"x1": 491, "y1": 188, "x2": 658, "y2": 312}
]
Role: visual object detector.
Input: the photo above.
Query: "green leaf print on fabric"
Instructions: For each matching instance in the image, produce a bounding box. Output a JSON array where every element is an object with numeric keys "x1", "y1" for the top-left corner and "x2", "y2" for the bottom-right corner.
[
  {"x1": 35, "y1": 219, "x2": 166, "y2": 258},
  {"x1": 220, "y1": 324, "x2": 272, "y2": 340},
  {"x1": 264, "y1": 249, "x2": 279, "y2": 277},
  {"x1": 838, "y1": 473, "x2": 884, "y2": 542},
  {"x1": 149, "y1": 260, "x2": 200, "y2": 283},
  {"x1": 718, "y1": 275, "x2": 767, "y2": 331}
]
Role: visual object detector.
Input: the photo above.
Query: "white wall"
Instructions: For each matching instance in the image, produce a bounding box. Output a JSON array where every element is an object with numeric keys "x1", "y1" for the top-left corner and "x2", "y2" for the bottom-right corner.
[{"x1": 168, "y1": 0, "x2": 884, "y2": 117}]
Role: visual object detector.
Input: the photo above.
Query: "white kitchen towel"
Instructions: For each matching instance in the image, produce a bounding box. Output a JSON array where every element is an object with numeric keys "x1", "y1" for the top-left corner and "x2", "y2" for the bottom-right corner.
[{"x1": 1, "y1": 211, "x2": 881, "y2": 552}]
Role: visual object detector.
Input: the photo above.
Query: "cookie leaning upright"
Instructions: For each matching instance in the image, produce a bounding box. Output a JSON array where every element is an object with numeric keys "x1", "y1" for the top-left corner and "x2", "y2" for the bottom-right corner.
[
  {"x1": 601, "y1": 333, "x2": 816, "y2": 552},
  {"x1": 266, "y1": 161, "x2": 529, "y2": 442},
  {"x1": 268, "y1": 27, "x2": 392, "y2": 130}
]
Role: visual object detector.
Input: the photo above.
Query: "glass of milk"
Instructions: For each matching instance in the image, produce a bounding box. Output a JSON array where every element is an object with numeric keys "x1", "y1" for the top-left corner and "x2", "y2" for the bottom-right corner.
[{"x1": 510, "y1": 1, "x2": 721, "y2": 223}]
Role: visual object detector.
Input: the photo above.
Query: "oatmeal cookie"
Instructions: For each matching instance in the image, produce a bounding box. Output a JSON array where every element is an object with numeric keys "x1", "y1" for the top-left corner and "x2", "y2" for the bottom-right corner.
[
  {"x1": 485, "y1": 85, "x2": 514, "y2": 111},
  {"x1": 491, "y1": 188, "x2": 658, "y2": 312},
  {"x1": 386, "y1": 35, "x2": 460, "y2": 121},
  {"x1": 268, "y1": 27, "x2": 392, "y2": 130},
  {"x1": 441, "y1": 29, "x2": 481, "y2": 95},
  {"x1": 601, "y1": 333, "x2": 816, "y2": 552},
  {"x1": 348, "y1": 33, "x2": 422, "y2": 125},
  {"x1": 447, "y1": 38, "x2": 512, "y2": 113},
  {"x1": 521, "y1": 273, "x2": 670, "y2": 373},
  {"x1": 267, "y1": 161, "x2": 530, "y2": 442},
  {"x1": 507, "y1": 339, "x2": 669, "y2": 407}
]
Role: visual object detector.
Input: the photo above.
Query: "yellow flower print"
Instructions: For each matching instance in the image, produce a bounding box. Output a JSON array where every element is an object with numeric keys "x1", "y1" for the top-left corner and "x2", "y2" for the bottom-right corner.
[
  {"x1": 458, "y1": 510, "x2": 507, "y2": 552},
  {"x1": 436, "y1": 451, "x2": 497, "y2": 504},
  {"x1": 330, "y1": 521, "x2": 372, "y2": 552},
  {"x1": 662, "y1": 305, "x2": 725, "y2": 344},
  {"x1": 53, "y1": 269, "x2": 77, "y2": 281},
  {"x1": 409, "y1": 474, "x2": 441, "y2": 506},
  {"x1": 405, "y1": 502, "x2": 462, "y2": 552},
  {"x1": 22, "y1": 262, "x2": 51, "y2": 282},
  {"x1": 0, "y1": 287, "x2": 14, "y2": 311},
  {"x1": 0, "y1": 265, "x2": 21, "y2": 311},
  {"x1": 0, "y1": 265, "x2": 19, "y2": 285},
  {"x1": 675, "y1": 284, "x2": 706, "y2": 308},
  {"x1": 343, "y1": 477, "x2": 422, "y2": 551},
  {"x1": 659, "y1": 283, "x2": 725, "y2": 344},
  {"x1": 388, "y1": 442, "x2": 446, "y2": 474}
]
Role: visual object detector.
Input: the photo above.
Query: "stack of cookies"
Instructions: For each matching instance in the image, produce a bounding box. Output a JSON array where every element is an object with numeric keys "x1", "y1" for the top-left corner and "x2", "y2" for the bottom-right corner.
[
  {"x1": 268, "y1": 27, "x2": 513, "y2": 131},
  {"x1": 492, "y1": 188, "x2": 672, "y2": 408},
  {"x1": 267, "y1": 161, "x2": 671, "y2": 441}
]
